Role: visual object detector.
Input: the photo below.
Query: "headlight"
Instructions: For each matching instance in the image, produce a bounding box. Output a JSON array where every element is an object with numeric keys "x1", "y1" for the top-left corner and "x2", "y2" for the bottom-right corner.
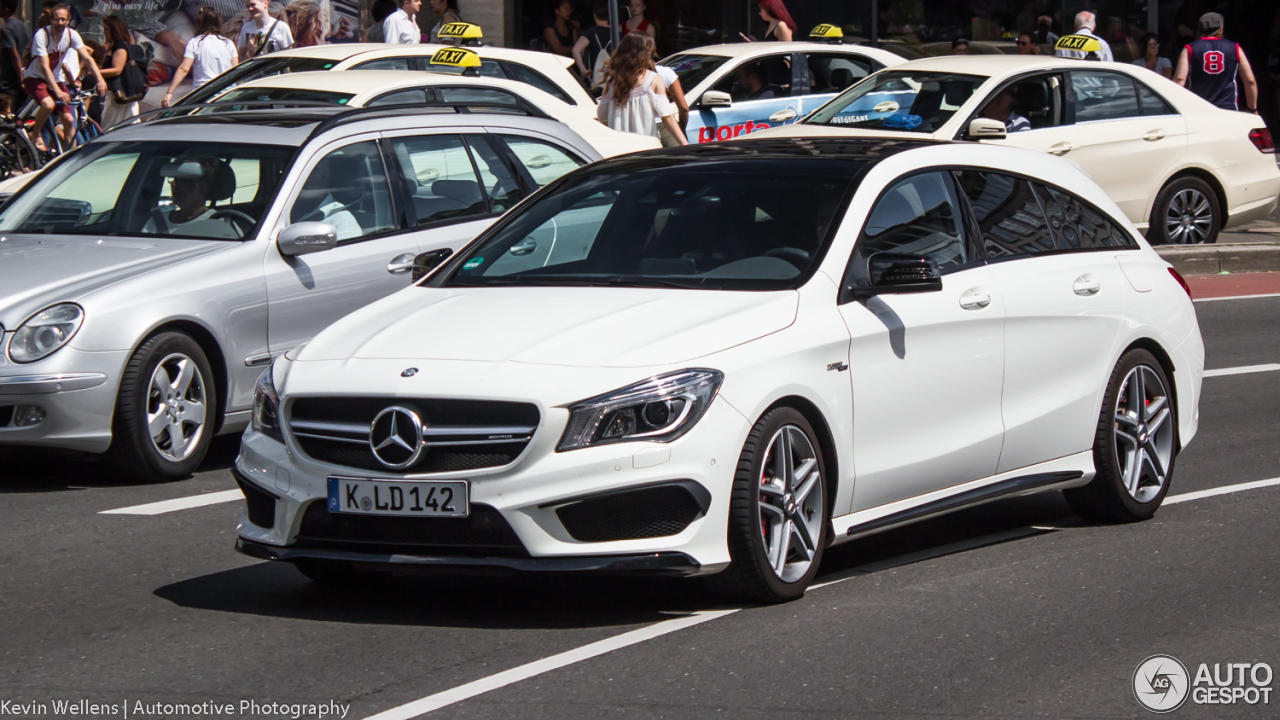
[
  {"x1": 8, "y1": 303, "x2": 84, "y2": 363},
  {"x1": 252, "y1": 367, "x2": 283, "y2": 442},
  {"x1": 557, "y1": 369, "x2": 723, "y2": 451}
]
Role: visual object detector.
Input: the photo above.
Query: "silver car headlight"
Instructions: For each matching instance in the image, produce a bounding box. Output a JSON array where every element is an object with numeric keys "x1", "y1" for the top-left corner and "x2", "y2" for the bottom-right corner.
[
  {"x1": 557, "y1": 369, "x2": 724, "y2": 452},
  {"x1": 8, "y1": 303, "x2": 84, "y2": 363}
]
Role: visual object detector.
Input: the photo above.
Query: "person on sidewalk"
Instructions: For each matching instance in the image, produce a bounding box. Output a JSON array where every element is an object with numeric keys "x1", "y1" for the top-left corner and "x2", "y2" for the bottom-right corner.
[
  {"x1": 1133, "y1": 33, "x2": 1173, "y2": 79},
  {"x1": 239, "y1": 0, "x2": 294, "y2": 61},
  {"x1": 574, "y1": 4, "x2": 614, "y2": 93},
  {"x1": 0, "y1": 0, "x2": 30, "y2": 113},
  {"x1": 1055, "y1": 11, "x2": 1113, "y2": 62},
  {"x1": 597, "y1": 33, "x2": 686, "y2": 145},
  {"x1": 162, "y1": 8, "x2": 237, "y2": 107},
  {"x1": 383, "y1": 0, "x2": 421, "y2": 45},
  {"x1": 1173, "y1": 13, "x2": 1258, "y2": 113},
  {"x1": 427, "y1": 0, "x2": 461, "y2": 44}
]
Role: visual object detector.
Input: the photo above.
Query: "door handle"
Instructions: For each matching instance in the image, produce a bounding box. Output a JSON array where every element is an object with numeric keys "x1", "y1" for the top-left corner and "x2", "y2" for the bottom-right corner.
[
  {"x1": 768, "y1": 108, "x2": 798, "y2": 123},
  {"x1": 387, "y1": 253, "x2": 416, "y2": 275},
  {"x1": 959, "y1": 288, "x2": 992, "y2": 309},
  {"x1": 1047, "y1": 142, "x2": 1074, "y2": 156},
  {"x1": 1073, "y1": 275, "x2": 1101, "y2": 295},
  {"x1": 1143, "y1": 129, "x2": 1166, "y2": 141},
  {"x1": 509, "y1": 238, "x2": 538, "y2": 256}
]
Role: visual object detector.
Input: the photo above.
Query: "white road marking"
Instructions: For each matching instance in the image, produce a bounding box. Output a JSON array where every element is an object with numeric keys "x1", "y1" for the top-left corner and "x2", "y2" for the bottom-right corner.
[
  {"x1": 99, "y1": 489, "x2": 244, "y2": 516},
  {"x1": 360, "y1": 609, "x2": 738, "y2": 720},
  {"x1": 1194, "y1": 292, "x2": 1280, "y2": 303},
  {"x1": 1164, "y1": 476, "x2": 1280, "y2": 505},
  {"x1": 1203, "y1": 363, "x2": 1280, "y2": 378}
]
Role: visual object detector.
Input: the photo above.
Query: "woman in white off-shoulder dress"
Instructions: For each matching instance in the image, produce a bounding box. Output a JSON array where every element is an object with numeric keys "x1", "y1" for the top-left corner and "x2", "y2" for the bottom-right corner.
[{"x1": 596, "y1": 34, "x2": 688, "y2": 145}]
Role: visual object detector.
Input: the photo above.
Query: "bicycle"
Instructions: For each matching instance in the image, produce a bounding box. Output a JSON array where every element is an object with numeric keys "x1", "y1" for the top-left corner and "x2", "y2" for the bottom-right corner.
[{"x1": 0, "y1": 89, "x2": 103, "y2": 178}]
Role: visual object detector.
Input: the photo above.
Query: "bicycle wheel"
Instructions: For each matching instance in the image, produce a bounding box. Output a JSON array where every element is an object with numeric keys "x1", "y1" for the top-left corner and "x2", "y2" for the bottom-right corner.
[{"x1": 0, "y1": 126, "x2": 39, "y2": 178}]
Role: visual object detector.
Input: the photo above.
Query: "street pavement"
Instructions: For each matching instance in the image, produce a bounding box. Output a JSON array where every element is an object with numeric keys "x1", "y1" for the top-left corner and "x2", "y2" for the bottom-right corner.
[{"x1": 2, "y1": 295, "x2": 1279, "y2": 719}]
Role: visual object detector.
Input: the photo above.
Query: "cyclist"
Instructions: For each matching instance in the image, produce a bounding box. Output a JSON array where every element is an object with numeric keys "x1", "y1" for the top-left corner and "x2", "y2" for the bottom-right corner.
[{"x1": 21, "y1": 3, "x2": 106, "y2": 152}]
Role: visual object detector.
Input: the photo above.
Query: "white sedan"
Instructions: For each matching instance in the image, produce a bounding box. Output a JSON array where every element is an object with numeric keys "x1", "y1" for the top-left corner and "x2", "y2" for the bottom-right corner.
[
  {"x1": 756, "y1": 55, "x2": 1279, "y2": 244},
  {"x1": 206, "y1": 70, "x2": 659, "y2": 158},
  {"x1": 234, "y1": 138, "x2": 1203, "y2": 602}
]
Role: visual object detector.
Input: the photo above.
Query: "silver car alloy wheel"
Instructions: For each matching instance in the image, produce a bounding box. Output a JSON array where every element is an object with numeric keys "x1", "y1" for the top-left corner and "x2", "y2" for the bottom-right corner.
[
  {"x1": 146, "y1": 353, "x2": 207, "y2": 462},
  {"x1": 1164, "y1": 188, "x2": 1213, "y2": 244},
  {"x1": 1114, "y1": 365, "x2": 1174, "y2": 503},
  {"x1": 758, "y1": 425, "x2": 824, "y2": 583}
]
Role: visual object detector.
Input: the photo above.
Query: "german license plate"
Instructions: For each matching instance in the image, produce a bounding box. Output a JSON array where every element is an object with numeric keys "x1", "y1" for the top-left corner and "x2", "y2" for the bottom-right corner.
[{"x1": 327, "y1": 477, "x2": 469, "y2": 517}]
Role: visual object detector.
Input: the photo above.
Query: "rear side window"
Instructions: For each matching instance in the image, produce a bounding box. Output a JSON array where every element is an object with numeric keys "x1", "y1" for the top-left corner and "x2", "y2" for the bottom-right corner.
[
  {"x1": 1034, "y1": 183, "x2": 1137, "y2": 249},
  {"x1": 805, "y1": 53, "x2": 874, "y2": 95},
  {"x1": 1071, "y1": 71, "x2": 1140, "y2": 122},
  {"x1": 851, "y1": 171, "x2": 969, "y2": 280},
  {"x1": 1137, "y1": 82, "x2": 1177, "y2": 116},
  {"x1": 367, "y1": 88, "x2": 428, "y2": 107},
  {"x1": 496, "y1": 135, "x2": 586, "y2": 188},
  {"x1": 504, "y1": 62, "x2": 575, "y2": 104},
  {"x1": 352, "y1": 57, "x2": 412, "y2": 71},
  {"x1": 956, "y1": 171, "x2": 1054, "y2": 258},
  {"x1": 386, "y1": 135, "x2": 489, "y2": 226},
  {"x1": 438, "y1": 87, "x2": 520, "y2": 106}
]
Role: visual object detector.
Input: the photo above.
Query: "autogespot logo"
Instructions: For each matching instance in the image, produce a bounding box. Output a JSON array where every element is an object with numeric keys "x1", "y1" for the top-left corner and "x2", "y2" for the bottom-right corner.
[{"x1": 1134, "y1": 655, "x2": 1190, "y2": 713}]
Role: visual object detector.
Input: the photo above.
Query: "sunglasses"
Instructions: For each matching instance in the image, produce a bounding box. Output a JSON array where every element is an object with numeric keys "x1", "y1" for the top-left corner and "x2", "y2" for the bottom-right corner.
[{"x1": 1017, "y1": 40, "x2": 1031, "y2": 46}]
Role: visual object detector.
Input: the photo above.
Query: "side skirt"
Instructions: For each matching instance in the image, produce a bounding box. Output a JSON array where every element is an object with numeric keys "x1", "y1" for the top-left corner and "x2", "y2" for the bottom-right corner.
[{"x1": 830, "y1": 451, "x2": 1094, "y2": 546}]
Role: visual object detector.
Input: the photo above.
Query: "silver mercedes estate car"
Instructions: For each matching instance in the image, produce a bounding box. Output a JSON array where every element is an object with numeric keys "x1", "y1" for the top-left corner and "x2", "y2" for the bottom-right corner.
[{"x1": 0, "y1": 102, "x2": 602, "y2": 481}]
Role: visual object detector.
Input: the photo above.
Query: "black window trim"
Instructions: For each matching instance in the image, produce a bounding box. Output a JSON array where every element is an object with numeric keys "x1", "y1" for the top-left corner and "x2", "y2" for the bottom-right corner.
[
  {"x1": 487, "y1": 131, "x2": 589, "y2": 193},
  {"x1": 380, "y1": 131, "x2": 504, "y2": 232},
  {"x1": 1132, "y1": 74, "x2": 1180, "y2": 117},
  {"x1": 713, "y1": 52, "x2": 803, "y2": 100},
  {"x1": 299, "y1": 138, "x2": 403, "y2": 249},
  {"x1": 797, "y1": 50, "x2": 883, "y2": 98},
  {"x1": 953, "y1": 70, "x2": 1066, "y2": 141},
  {"x1": 498, "y1": 60, "x2": 577, "y2": 105},
  {"x1": 349, "y1": 55, "x2": 417, "y2": 72},
  {"x1": 1066, "y1": 69, "x2": 1145, "y2": 126}
]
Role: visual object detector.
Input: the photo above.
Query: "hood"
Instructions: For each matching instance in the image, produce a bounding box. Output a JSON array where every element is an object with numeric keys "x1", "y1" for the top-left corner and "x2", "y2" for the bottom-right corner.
[
  {"x1": 0, "y1": 235, "x2": 228, "y2": 328},
  {"x1": 299, "y1": 286, "x2": 799, "y2": 368}
]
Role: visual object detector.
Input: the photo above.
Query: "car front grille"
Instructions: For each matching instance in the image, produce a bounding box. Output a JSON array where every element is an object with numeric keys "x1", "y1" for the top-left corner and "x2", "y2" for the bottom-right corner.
[{"x1": 287, "y1": 397, "x2": 539, "y2": 475}]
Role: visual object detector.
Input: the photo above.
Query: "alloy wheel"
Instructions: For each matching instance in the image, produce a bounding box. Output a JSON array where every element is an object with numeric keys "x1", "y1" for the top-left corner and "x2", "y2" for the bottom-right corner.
[
  {"x1": 146, "y1": 353, "x2": 208, "y2": 462},
  {"x1": 1164, "y1": 188, "x2": 1213, "y2": 244},
  {"x1": 1113, "y1": 365, "x2": 1174, "y2": 503},
  {"x1": 758, "y1": 425, "x2": 825, "y2": 583}
]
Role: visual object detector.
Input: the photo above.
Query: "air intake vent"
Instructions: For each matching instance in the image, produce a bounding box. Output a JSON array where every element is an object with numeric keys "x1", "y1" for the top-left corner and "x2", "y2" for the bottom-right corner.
[
  {"x1": 554, "y1": 481, "x2": 710, "y2": 543},
  {"x1": 233, "y1": 473, "x2": 278, "y2": 529},
  {"x1": 294, "y1": 501, "x2": 528, "y2": 557}
]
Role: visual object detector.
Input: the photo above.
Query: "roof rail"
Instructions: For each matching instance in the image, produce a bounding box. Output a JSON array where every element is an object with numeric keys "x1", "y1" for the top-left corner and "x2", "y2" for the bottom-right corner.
[
  {"x1": 109, "y1": 100, "x2": 350, "y2": 131},
  {"x1": 304, "y1": 98, "x2": 551, "y2": 142}
]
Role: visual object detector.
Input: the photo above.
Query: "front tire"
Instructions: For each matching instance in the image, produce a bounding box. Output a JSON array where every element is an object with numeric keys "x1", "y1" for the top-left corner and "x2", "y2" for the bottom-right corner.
[
  {"x1": 1148, "y1": 177, "x2": 1220, "y2": 245},
  {"x1": 709, "y1": 407, "x2": 829, "y2": 604},
  {"x1": 105, "y1": 332, "x2": 216, "y2": 483},
  {"x1": 1064, "y1": 349, "x2": 1178, "y2": 522}
]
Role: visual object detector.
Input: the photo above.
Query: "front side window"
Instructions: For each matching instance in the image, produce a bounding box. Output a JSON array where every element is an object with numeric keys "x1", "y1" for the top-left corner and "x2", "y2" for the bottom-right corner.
[
  {"x1": 503, "y1": 62, "x2": 575, "y2": 104},
  {"x1": 660, "y1": 54, "x2": 731, "y2": 91},
  {"x1": 175, "y1": 57, "x2": 337, "y2": 107},
  {"x1": 497, "y1": 135, "x2": 586, "y2": 188},
  {"x1": 807, "y1": 71, "x2": 986, "y2": 133},
  {"x1": 711, "y1": 54, "x2": 793, "y2": 102},
  {"x1": 847, "y1": 172, "x2": 968, "y2": 287},
  {"x1": 958, "y1": 171, "x2": 1054, "y2": 258},
  {"x1": 467, "y1": 137, "x2": 525, "y2": 213},
  {"x1": 805, "y1": 53, "x2": 875, "y2": 95},
  {"x1": 974, "y1": 75, "x2": 1062, "y2": 133},
  {"x1": 199, "y1": 87, "x2": 352, "y2": 111},
  {"x1": 442, "y1": 159, "x2": 856, "y2": 290},
  {"x1": 386, "y1": 134, "x2": 488, "y2": 226},
  {"x1": 289, "y1": 141, "x2": 395, "y2": 243},
  {"x1": 0, "y1": 141, "x2": 293, "y2": 239},
  {"x1": 1071, "y1": 71, "x2": 1140, "y2": 123},
  {"x1": 352, "y1": 57, "x2": 412, "y2": 71},
  {"x1": 1035, "y1": 183, "x2": 1137, "y2": 249}
]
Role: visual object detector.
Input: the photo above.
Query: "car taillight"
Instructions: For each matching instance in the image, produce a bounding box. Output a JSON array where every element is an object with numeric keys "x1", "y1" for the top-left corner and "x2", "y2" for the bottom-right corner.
[
  {"x1": 1168, "y1": 267, "x2": 1192, "y2": 299},
  {"x1": 1249, "y1": 128, "x2": 1275, "y2": 153}
]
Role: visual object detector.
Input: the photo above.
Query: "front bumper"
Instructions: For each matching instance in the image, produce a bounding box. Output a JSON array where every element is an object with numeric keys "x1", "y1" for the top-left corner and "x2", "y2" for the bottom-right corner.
[
  {"x1": 233, "y1": 398, "x2": 749, "y2": 573},
  {"x1": 0, "y1": 345, "x2": 127, "y2": 453}
]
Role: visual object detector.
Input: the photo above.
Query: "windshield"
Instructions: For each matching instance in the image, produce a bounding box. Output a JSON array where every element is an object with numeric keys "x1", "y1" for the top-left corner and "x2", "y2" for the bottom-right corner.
[
  {"x1": 196, "y1": 87, "x2": 353, "y2": 111},
  {"x1": 806, "y1": 71, "x2": 986, "y2": 133},
  {"x1": 442, "y1": 159, "x2": 856, "y2": 291},
  {"x1": 0, "y1": 141, "x2": 295, "y2": 240},
  {"x1": 174, "y1": 57, "x2": 338, "y2": 107},
  {"x1": 660, "y1": 54, "x2": 731, "y2": 90}
]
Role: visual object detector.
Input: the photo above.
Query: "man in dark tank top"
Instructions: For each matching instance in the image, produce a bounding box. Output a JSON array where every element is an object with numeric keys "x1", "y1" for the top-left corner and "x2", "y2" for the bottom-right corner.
[{"x1": 1173, "y1": 12, "x2": 1258, "y2": 112}]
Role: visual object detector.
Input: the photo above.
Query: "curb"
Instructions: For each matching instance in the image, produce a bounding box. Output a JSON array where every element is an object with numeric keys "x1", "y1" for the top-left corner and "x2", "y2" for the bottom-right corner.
[{"x1": 1156, "y1": 242, "x2": 1280, "y2": 275}]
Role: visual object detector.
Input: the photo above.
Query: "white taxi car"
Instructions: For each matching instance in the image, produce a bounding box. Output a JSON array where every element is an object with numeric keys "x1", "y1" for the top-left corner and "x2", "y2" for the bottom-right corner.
[
  {"x1": 235, "y1": 138, "x2": 1203, "y2": 602},
  {"x1": 207, "y1": 70, "x2": 658, "y2": 158},
  {"x1": 756, "y1": 55, "x2": 1279, "y2": 244}
]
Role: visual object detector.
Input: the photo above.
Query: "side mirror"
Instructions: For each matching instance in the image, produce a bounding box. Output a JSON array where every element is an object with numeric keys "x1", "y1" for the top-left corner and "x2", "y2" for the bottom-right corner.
[
  {"x1": 700, "y1": 90, "x2": 732, "y2": 108},
  {"x1": 851, "y1": 253, "x2": 943, "y2": 298},
  {"x1": 277, "y1": 222, "x2": 337, "y2": 256},
  {"x1": 966, "y1": 117, "x2": 1007, "y2": 140},
  {"x1": 411, "y1": 248, "x2": 453, "y2": 282}
]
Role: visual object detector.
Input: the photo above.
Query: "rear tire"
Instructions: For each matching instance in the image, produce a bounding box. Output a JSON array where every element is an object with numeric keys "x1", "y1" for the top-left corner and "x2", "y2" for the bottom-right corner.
[
  {"x1": 1064, "y1": 349, "x2": 1178, "y2": 522},
  {"x1": 707, "y1": 407, "x2": 829, "y2": 604},
  {"x1": 105, "y1": 332, "x2": 216, "y2": 483},
  {"x1": 1147, "y1": 177, "x2": 1220, "y2": 245}
]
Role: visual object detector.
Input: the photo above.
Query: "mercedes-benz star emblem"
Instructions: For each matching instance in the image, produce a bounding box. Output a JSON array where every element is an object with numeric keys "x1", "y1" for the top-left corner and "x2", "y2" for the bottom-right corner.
[
  {"x1": 369, "y1": 406, "x2": 424, "y2": 469},
  {"x1": 401, "y1": 367, "x2": 418, "y2": 377}
]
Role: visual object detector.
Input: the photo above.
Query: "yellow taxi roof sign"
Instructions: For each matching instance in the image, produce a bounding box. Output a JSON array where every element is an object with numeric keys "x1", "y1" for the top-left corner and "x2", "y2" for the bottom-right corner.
[
  {"x1": 1054, "y1": 33, "x2": 1103, "y2": 54},
  {"x1": 430, "y1": 48, "x2": 482, "y2": 68},
  {"x1": 438, "y1": 22, "x2": 483, "y2": 40},
  {"x1": 810, "y1": 24, "x2": 843, "y2": 39}
]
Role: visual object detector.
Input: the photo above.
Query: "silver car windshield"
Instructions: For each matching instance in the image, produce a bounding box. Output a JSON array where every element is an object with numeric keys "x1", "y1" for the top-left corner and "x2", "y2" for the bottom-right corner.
[
  {"x1": 806, "y1": 71, "x2": 987, "y2": 133},
  {"x1": 0, "y1": 141, "x2": 295, "y2": 240}
]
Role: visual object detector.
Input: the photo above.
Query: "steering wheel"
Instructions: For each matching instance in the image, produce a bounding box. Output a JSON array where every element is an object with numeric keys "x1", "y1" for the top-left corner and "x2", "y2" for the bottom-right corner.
[
  {"x1": 762, "y1": 247, "x2": 812, "y2": 267},
  {"x1": 210, "y1": 209, "x2": 256, "y2": 236}
]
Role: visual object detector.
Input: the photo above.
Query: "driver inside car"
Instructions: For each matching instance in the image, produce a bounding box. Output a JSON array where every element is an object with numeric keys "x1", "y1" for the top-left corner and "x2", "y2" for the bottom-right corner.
[{"x1": 142, "y1": 158, "x2": 243, "y2": 238}]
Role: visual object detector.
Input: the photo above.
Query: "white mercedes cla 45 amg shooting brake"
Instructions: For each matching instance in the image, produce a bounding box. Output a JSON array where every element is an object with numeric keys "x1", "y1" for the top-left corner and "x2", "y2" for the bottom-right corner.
[{"x1": 234, "y1": 138, "x2": 1204, "y2": 603}]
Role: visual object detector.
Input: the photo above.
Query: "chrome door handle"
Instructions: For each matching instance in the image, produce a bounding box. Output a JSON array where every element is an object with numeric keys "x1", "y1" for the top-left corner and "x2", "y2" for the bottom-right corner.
[
  {"x1": 1143, "y1": 130, "x2": 1165, "y2": 141},
  {"x1": 1047, "y1": 142, "x2": 1074, "y2": 156},
  {"x1": 1073, "y1": 275, "x2": 1101, "y2": 295},
  {"x1": 769, "y1": 108, "x2": 798, "y2": 123},
  {"x1": 959, "y1": 288, "x2": 992, "y2": 309},
  {"x1": 387, "y1": 253, "x2": 416, "y2": 275},
  {"x1": 509, "y1": 239, "x2": 538, "y2": 256}
]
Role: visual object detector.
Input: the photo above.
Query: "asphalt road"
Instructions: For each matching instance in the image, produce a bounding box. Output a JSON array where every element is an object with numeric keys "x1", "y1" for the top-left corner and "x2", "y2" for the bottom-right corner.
[{"x1": 2, "y1": 295, "x2": 1279, "y2": 720}]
